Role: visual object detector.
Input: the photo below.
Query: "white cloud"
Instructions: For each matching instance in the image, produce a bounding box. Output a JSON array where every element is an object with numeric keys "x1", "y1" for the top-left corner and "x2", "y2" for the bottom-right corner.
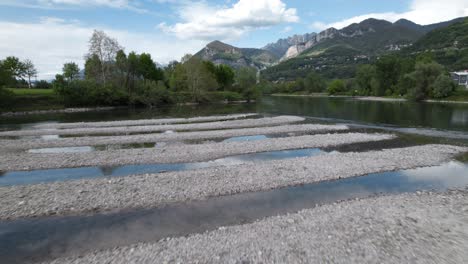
[
  {"x1": 0, "y1": 18, "x2": 205, "y2": 79},
  {"x1": 159, "y1": 0, "x2": 299, "y2": 40},
  {"x1": 311, "y1": 0, "x2": 468, "y2": 31}
]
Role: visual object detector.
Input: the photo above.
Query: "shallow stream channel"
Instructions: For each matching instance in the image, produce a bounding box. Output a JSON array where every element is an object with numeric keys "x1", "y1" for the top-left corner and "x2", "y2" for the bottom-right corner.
[{"x1": 1, "y1": 98, "x2": 468, "y2": 263}]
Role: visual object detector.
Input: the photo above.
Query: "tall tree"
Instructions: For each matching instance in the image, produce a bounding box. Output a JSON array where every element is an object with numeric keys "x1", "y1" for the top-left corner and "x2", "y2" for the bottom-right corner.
[
  {"x1": 215, "y1": 64, "x2": 235, "y2": 91},
  {"x1": 184, "y1": 57, "x2": 217, "y2": 102},
  {"x1": 2, "y1": 56, "x2": 25, "y2": 82},
  {"x1": 235, "y1": 67, "x2": 258, "y2": 102},
  {"x1": 127, "y1": 52, "x2": 139, "y2": 94},
  {"x1": 86, "y1": 30, "x2": 122, "y2": 84},
  {"x1": 62, "y1": 62, "x2": 80, "y2": 82},
  {"x1": 115, "y1": 50, "x2": 129, "y2": 89},
  {"x1": 23, "y1": 59, "x2": 37, "y2": 88},
  {"x1": 304, "y1": 72, "x2": 326, "y2": 93}
]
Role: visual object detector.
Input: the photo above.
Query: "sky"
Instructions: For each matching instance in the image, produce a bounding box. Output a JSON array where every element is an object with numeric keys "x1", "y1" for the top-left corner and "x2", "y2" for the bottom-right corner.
[{"x1": 0, "y1": 0, "x2": 467, "y2": 79}]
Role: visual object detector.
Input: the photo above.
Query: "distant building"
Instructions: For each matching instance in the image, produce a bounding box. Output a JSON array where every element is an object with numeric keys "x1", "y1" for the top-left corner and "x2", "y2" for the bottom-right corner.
[{"x1": 451, "y1": 71, "x2": 468, "y2": 89}]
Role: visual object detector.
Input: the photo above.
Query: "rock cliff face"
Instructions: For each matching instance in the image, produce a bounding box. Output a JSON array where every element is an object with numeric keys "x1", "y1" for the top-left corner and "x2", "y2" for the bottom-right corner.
[
  {"x1": 263, "y1": 33, "x2": 317, "y2": 58},
  {"x1": 194, "y1": 40, "x2": 279, "y2": 70}
]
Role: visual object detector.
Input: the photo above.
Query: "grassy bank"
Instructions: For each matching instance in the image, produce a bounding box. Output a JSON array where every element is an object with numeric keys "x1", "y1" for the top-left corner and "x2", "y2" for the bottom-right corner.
[{"x1": 1, "y1": 88, "x2": 64, "y2": 112}]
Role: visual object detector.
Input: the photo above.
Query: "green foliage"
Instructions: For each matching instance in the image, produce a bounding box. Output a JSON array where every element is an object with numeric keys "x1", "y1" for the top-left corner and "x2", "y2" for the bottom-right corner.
[
  {"x1": 214, "y1": 64, "x2": 235, "y2": 90},
  {"x1": 327, "y1": 79, "x2": 346, "y2": 95},
  {"x1": 304, "y1": 72, "x2": 327, "y2": 93},
  {"x1": 432, "y1": 74, "x2": 456, "y2": 99},
  {"x1": 54, "y1": 79, "x2": 127, "y2": 107},
  {"x1": 235, "y1": 67, "x2": 259, "y2": 102},
  {"x1": 131, "y1": 80, "x2": 172, "y2": 107},
  {"x1": 410, "y1": 18, "x2": 468, "y2": 51},
  {"x1": 208, "y1": 91, "x2": 243, "y2": 102},
  {"x1": 406, "y1": 62, "x2": 444, "y2": 101},
  {"x1": 356, "y1": 64, "x2": 377, "y2": 95},
  {"x1": 7, "y1": 88, "x2": 54, "y2": 95},
  {"x1": 0, "y1": 87, "x2": 14, "y2": 108},
  {"x1": 35, "y1": 80, "x2": 51, "y2": 89},
  {"x1": 63, "y1": 62, "x2": 80, "y2": 81}
]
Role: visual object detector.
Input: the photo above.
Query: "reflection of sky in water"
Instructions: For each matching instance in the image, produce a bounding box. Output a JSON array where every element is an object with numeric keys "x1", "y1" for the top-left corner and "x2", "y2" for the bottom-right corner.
[
  {"x1": 401, "y1": 161, "x2": 468, "y2": 189},
  {"x1": 27, "y1": 146, "x2": 94, "y2": 154},
  {"x1": 451, "y1": 110, "x2": 468, "y2": 125},
  {"x1": 40, "y1": 135, "x2": 60, "y2": 140},
  {"x1": 0, "y1": 148, "x2": 326, "y2": 186},
  {"x1": 223, "y1": 135, "x2": 269, "y2": 142}
]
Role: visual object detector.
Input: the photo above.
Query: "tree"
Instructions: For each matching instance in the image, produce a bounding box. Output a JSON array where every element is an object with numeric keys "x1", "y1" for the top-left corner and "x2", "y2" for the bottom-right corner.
[
  {"x1": 86, "y1": 30, "x2": 122, "y2": 84},
  {"x1": 374, "y1": 55, "x2": 401, "y2": 96},
  {"x1": 84, "y1": 54, "x2": 102, "y2": 81},
  {"x1": 356, "y1": 64, "x2": 377, "y2": 95},
  {"x1": 23, "y1": 59, "x2": 37, "y2": 88},
  {"x1": 116, "y1": 50, "x2": 128, "y2": 88},
  {"x1": 184, "y1": 57, "x2": 217, "y2": 102},
  {"x1": 327, "y1": 79, "x2": 346, "y2": 95},
  {"x1": 432, "y1": 74, "x2": 456, "y2": 99},
  {"x1": 304, "y1": 72, "x2": 326, "y2": 93},
  {"x1": 62, "y1": 62, "x2": 80, "y2": 82},
  {"x1": 0, "y1": 60, "x2": 12, "y2": 87},
  {"x1": 407, "y1": 62, "x2": 444, "y2": 101},
  {"x1": 235, "y1": 67, "x2": 258, "y2": 102},
  {"x1": 181, "y1": 54, "x2": 193, "y2": 63},
  {"x1": 127, "y1": 51, "x2": 139, "y2": 94},
  {"x1": 215, "y1": 64, "x2": 235, "y2": 91},
  {"x1": 2, "y1": 56, "x2": 26, "y2": 82},
  {"x1": 138, "y1": 53, "x2": 164, "y2": 82}
]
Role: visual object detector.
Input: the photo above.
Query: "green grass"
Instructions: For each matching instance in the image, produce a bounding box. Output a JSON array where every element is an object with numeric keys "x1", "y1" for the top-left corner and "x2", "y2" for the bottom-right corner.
[{"x1": 6, "y1": 88, "x2": 55, "y2": 96}]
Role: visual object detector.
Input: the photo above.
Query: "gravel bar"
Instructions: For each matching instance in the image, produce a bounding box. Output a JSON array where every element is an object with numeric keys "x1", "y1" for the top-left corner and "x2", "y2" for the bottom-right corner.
[
  {"x1": 0, "y1": 116, "x2": 304, "y2": 137},
  {"x1": 0, "y1": 133, "x2": 393, "y2": 171},
  {"x1": 0, "y1": 144, "x2": 465, "y2": 220},
  {"x1": 33, "y1": 113, "x2": 258, "y2": 129},
  {"x1": 0, "y1": 124, "x2": 349, "y2": 152},
  {"x1": 45, "y1": 188, "x2": 468, "y2": 264}
]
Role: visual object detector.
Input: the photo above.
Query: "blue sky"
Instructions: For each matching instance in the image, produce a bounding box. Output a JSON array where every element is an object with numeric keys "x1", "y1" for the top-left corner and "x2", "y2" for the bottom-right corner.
[{"x1": 0, "y1": 0, "x2": 467, "y2": 79}]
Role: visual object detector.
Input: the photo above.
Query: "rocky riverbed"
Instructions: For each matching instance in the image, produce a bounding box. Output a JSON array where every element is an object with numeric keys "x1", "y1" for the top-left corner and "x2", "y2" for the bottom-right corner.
[
  {"x1": 0, "y1": 113, "x2": 467, "y2": 263},
  {"x1": 45, "y1": 188, "x2": 468, "y2": 264}
]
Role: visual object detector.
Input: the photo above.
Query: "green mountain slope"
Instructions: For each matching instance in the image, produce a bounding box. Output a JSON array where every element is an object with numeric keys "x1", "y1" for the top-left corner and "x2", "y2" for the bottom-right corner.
[
  {"x1": 262, "y1": 17, "x2": 465, "y2": 81},
  {"x1": 403, "y1": 18, "x2": 468, "y2": 71},
  {"x1": 194, "y1": 41, "x2": 279, "y2": 70}
]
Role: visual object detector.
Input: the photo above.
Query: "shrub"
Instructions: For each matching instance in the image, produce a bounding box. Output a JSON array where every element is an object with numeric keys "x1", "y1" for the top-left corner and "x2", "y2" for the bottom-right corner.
[
  {"x1": 131, "y1": 81, "x2": 172, "y2": 107},
  {"x1": 327, "y1": 79, "x2": 346, "y2": 95},
  {"x1": 35, "y1": 80, "x2": 51, "y2": 89},
  {"x1": 432, "y1": 74, "x2": 456, "y2": 99},
  {"x1": 0, "y1": 87, "x2": 14, "y2": 109}
]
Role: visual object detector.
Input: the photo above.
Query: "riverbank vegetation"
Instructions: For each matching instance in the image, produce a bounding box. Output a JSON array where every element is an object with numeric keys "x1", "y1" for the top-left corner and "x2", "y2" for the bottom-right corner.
[
  {"x1": 0, "y1": 30, "x2": 260, "y2": 112},
  {"x1": 262, "y1": 54, "x2": 463, "y2": 101}
]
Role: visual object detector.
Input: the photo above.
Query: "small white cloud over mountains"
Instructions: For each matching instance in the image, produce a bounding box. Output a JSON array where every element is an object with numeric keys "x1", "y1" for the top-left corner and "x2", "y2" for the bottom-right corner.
[
  {"x1": 158, "y1": 0, "x2": 299, "y2": 40},
  {"x1": 311, "y1": 0, "x2": 468, "y2": 31}
]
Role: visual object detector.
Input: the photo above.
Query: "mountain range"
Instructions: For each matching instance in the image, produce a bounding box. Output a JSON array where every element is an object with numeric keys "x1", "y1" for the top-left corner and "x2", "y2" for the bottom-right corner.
[{"x1": 193, "y1": 17, "x2": 467, "y2": 80}]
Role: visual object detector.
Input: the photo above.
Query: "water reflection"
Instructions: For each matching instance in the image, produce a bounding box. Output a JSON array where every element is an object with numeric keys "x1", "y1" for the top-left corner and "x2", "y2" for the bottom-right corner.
[
  {"x1": 0, "y1": 148, "x2": 326, "y2": 186},
  {"x1": 1, "y1": 162, "x2": 467, "y2": 264},
  {"x1": 223, "y1": 135, "x2": 269, "y2": 142},
  {"x1": 451, "y1": 109, "x2": 468, "y2": 125},
  {"x1": 27, "y1": 146, "x2": 94, "y2": 154}
]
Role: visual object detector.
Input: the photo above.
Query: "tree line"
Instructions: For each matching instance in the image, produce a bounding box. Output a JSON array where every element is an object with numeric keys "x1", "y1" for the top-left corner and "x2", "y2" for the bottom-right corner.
[
  {"x1": 51, "y1": 30, "x2": 260, "y2": 107},
  {"x1": 265, "y1": 53, "x2": 461, "y2": 101},
  {"x1": 1, "y1": 30, "x2": 261, "y2": 109},
  {"x1": 0, "y1": 57, "x2": 38, "y2": 88}
]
